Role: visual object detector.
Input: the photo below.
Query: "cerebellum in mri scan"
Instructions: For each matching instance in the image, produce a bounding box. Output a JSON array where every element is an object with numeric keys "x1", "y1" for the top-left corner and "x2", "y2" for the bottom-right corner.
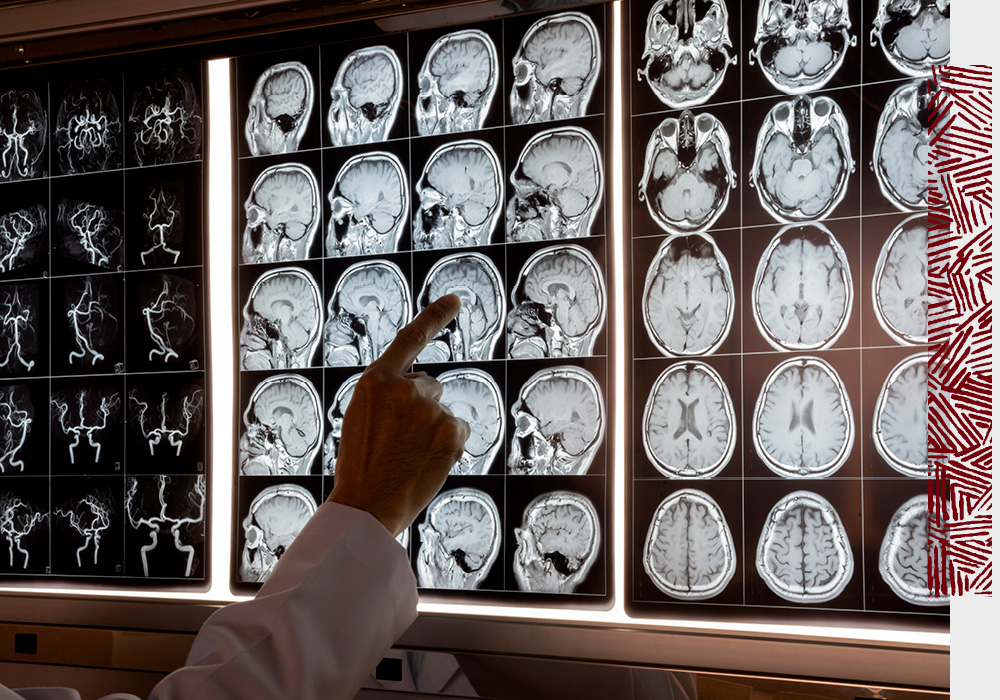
[
  {"x1": 438, "y1": 368, "x2": 504, "y2": 475},
  {"x1": 417, "y1": 30, "x2": 498, "y2": 136},
  {"x1": 240, "y1": 267, "x2": 322, "y2": 370},
  {"x1": 873, "y1": 215, "x2": 928, "y2": 345},
  {"x1": 242, "y1": 163, "x2": 320, "y2": 264},
  {"x1": 870, "y1": 0, "x2": 949, "y2": 77},
  {"x1": 873, "y1": 80, "x2": 936, "y2": 211},
  {"x1": 239, "y1": 373, "x2": 322, "y2": 476},
  {"x1": 54, "y1": 79, "x2": 122, "y2": 174},
  {"x1": 0, "y1": 88, "x2": 47, "y2": 182},
  {"x1": 328, "y1": 46, "x2": 402, "y2": 146},
  {"x1": 129, "y1": 68, "x2": 202, "y2": 166},
  {"x1": 513, "y1": 490, "x2": 600, "y2": 593},
  {"x1": 417, "y1": 488, "x2": 501, "y2": 589},
  {"x1": 322, "y1": 373, "x2": 362, "y2": 475},
  {"x1": 880, "y1": 495, "x2": 947, "y2": 606},
  {"x1": 327, "y1": 152, "x2": 408, "y2": 257},
  {"x1": 0, "y1": 204, "x2": 46, "y2": 276},
  {"x1": 0, "y1": 283, "x2": 39, "y2": 375},
  {"x1": 240, "y1": 483, "x2": 317, "y2": 582},
  {"x1": 873, "y1": 353, "x2": 928, "y2": 477},
  {"x1": 245, "y1": 61, "x2": 314, "y2": 156}
]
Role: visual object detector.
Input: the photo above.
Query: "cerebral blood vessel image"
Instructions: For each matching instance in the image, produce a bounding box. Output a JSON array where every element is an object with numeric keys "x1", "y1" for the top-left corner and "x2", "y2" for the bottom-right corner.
[
  {"x1": 872, "y1": 214, "x2": 928, "y2": 345},
  {"x1": 322, "y1": 373, "x2": 362, "y2": 475},
  {"x1": 54, "y1": 78, "x2": 122, "y2": 174},
  {"x1": 55, "y1": 489, "x2": 114, "y2": 567},
  {"x1": 870, "y1": 0, "x2": 949, "y2": 77},
  {"x1": 239, "y1": 373, "x2": 322, "y2": 476},
  {"x1": 141, "y1": 274, "x2": 197, "y2": 363},
  {"x1": 507, "y1": 126, "x2": 603, "y2": 243},
  {"x1": 0, "y1": 492, "x2": 45, "y2": 569},
  {"x1": 873, "y1": 79, "x2": 936, "y2": 211},
  {"x1": 510, "y1": 12, "x2": 600, "y2": 124},
  {"x1": 750, "y1": 95, "x2": 854, "y2": 223},
  {"x1": 64, "y1": 276, "x2": 118, "y2": 366},
  {"x1": 753, "y1": 356, "x2": 854, "y2": 478},
  {"x1": 438, "y1": 369, "x2": 504, "y2": 475},
  {"x1": 129, "y1": 385, "x2": 204, "y2": 457},
  {"x1": 0, "y1": 204, "x2": 46, "y2": 275},
  {"x1": 509, "y1": 365, "x2": 605, "y2": 476},
  {"x1": 241, "y1": 483, "x2": 317, "y2": 583},
  {"x1": 752, "y1": 223, "x2": 854, "y2": 351},
  {"x1": 749, "y1": 0, "x2": 855, "y2": 95},
  {"x1": 328, "y1": 152, "x2": 408, "y2": 257},
  {"x1": 757, "y1": 491, "x2": 853, "y2": 603},
  {"x1": 644, "y1": 489, "x2": 736, "y2": 600},
  {"x1": 642, "y1": 362, "x2": 735, "y2": 479},
  {"x1": 240, "y1": 267, "x2": 323, "y2": 370},
  {"x1": 417, "y1": 488, "x2": 501, "y2": 589},
  {"x1": 50, "y1": 387, "x2": 121, "y2": 464},
  {"x1": 642, "y1": 233, "x2": 734, "y2": 357},
  {"x1": 328, "y1": 46, "x2": 403, "y2": 146},
  {"x1": 880, "y1": 495, "x2": 948, "y2": 606},
  {"x1": 637, "y1": 0, "x2": 736, "y2": 109},
  {"x1": 324, "y1": 259, "x2": 412, "y2": 367},
  {"x1": 0, "y1": 385, "x2": 33, "y2": 474},
  {"x1": 126, "y1": 475, "x2": 205, "y2": 577},
  {"x1": 129, "y1": 67, "x2": 203, "y2": 166},
  {"x1": 873, "y1": 353, "x2": 928, "y2": 478},
  {"x1": 242, "y1": 162, "x2": 321, "y2": 264},
  {"x1": 416, "y1": 252, "x2": 504, "y2": 363},
  {"x1": 56, "y1": 199, "x2": 123, "y2": 270},
  {"x1": 416, "y1": 29, "x2": 498, "y2": 136},
  {"x1": 0, "y1": 284, "x2": 39, "y2": 374},
  {"x1": 141, "y1": 182, "x2": 185, "y2": 267},
  {"x1": 246, "y1": 61, "x2": 314, "y2": 156},
  {"x1": 414, "y1": 140, "x2": 502, "y2": 250},
  {"x1": 0, "y1": 88, "x2": 47, "y2": 182},
  {"x1": 513, "y1": 490, "x2": 600, "y2": 593},
  {"x1": 507, "y1": 244, "x2": 606, "y2": 358},
  {"x1": 638, "y1": 110, "x2": 736, "y2": 235}
]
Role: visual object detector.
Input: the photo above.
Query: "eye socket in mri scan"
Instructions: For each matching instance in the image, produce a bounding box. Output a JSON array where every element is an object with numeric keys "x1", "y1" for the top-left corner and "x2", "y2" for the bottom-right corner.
[
  {"x1": 513, "y1": 490, "x2": 600, "y2": 593},
  {"x1": 242, "y1": 163, "x2": 320, "y2": 264},
  {"x1": 880, "y1": 495, "x2": 948, "y2": 607},
  {"x1": 327, "y1": 152, "x2": 408, "y2": 257},
  {"x1": 240, "y1": 267, "x2": 323, "y2": 370},
  {"x1": 239, "y1": 373, "x2": 322, "y2": 476},
  {"x1": 417, "y1": 487, "x2": 501, "y2": 589},
  {"x1": 245, "y1": 61, "x2": 314, "y2": 156},
  {"x1": 240, "y1": 483, "x2": 316, "y2": 582},
  {"x1": 437, "y1": 368, "x2": 504, "y2": 475},
  {"x1": 873, "y1": 79, "x2": 937, "y2": 211},
  {"x1": 873, "y1": 353, "x2": 928, "y2": 478},
  {"x1": 872, "y1": 214, "x2": 928, "y2": 346},
  {"x1": 416, "y1": 29, "x2": 499, "y2": 136},
  {"x1": 328, "y1": 46, "x2": 403, "y2": 146},
  {"x1": 870, "y1": 0, "x2": 949, "y2": 77}
]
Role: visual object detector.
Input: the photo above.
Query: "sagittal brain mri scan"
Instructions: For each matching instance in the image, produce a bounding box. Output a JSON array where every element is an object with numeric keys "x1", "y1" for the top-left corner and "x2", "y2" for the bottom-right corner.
[
  {"x1": 140, "y1": 274, "x2": 197, "y2": 363},
  {"x1": 0, "y1": 88, "x2": 47, "y2": 182},
  {"x1": 324, "y1": 259, "x2": 411, "y2": 367},
  {"x1": 757, "y1": 491, "x2": 853, "y2": 603},
  {"x1": 750, "y1": 0, "x2": 855, "y2": 95},
  {"x1": 507, "y1": 126, "x2": 603, "y2": 243},
  {"x1": 0, "y1": 284, "x2": 39, "y2": 375},
  {"x1": 642, "y1": 233, "x2": 733, "y2": 357},
  {"x1": 0, "y1": 204, "x2": 46, "y2": 275},
  {"x1": 328, "y1": 46, "x2": 403, "y2": 146},
  {"x1": 417, "y1": 29, "x2": 498, "y2": 136},
  {"x1": 417, "y1": 488, "x2": 501, "y2": 589},
  {"x1": 438, "y1": 369, "x2": 504, "y2": 475},
  {"x1": 509, "y1": 365, "x2": 604, "y2": 476},
  {"x1": 241, "y1": 483, "x2": 317, "y2": 582},
  {"x1": 510, "y1": 11, "x2": 600, "y2": 124},
  {"x1": 0, "y1": 385, "x2": 33, "y2": 473},
  {"x1": 873, "y1": 353, "x2": 927, "y2": 477},
  {"x1": 56, "y1": 199, "x2": 123, "y2": 270},
  {"x1": 129, "y1": 67, "x2": 202, "y2": 165},
  {"x1": 638, "y1": 110, "x2": 735, "y2": 235},
  {"x1": 239, "y1": 373, "x2": 322, "y2": 476},
  {"x1": 327, "y1": 152, "x2": 408, "y2": 257},
  {"x1": 242, "y1": 163, "x2": 320, "y2": 264},
  {"x1": 50, "y1": 386, "x2": 121, "y2": 465},
  {"x1": 873, "y1": 214, "x2": 928, "y2": 345},
  {"x1": 129, "y1": 384, "x2": 204, "y2": 457},
  {"x1": 871, "y1": 0, "x2": 950, "y2": 76},
  {"x1": 127, "y1": 475, "x2": 205, "y2": 577},
  {"x1": 753, "y1": 356, "x2": 854, "y2": 478},
  {"x1": 637, "y1": 0, "x2": 735, "y2": 109},
  {"x1": 644, "y1": 489, "x2": 735, "y2": 600},
  {"x1": 643, "y1": 362, "x2": 735, "y2": 479},
  {"x1": 514, "y1": 490, "x2": 600, "y2": 593},
  {"x1": 873, "y1": 80, "x2": 936, "y2": 211},
  {"x1": 246, "y1": 61, "x2": 314, "y2": 155},
  {"x1": 141, "y1": 182, "x2": 185, "y2": 266},
  {"x1": 752, "y1": 224, "x2": 853, "y2": 351},
  {"x1": 240, "y1": 267, "x2": 322, "y2": 370},
  {"x1": 414, "y1": 140, "x2": 502, "y2": 250},
  {"x1": 55, "y1": 489, "x2": 114, "y2": 567},
  {"x1": 64, "y1": 276, "x2": 118, "y2": 366},
  {"x1": 880, "y1": 495, "x2": 947, "y2": 606},
  {"x1": 416, "y1": 252, "x2": 504, "y2": 363},
  {"x1": 322, "y1": 372, "x2": 362, "y2": 475},
  {"x1": 751, "y1": 95, "x2": 854, "y2": 222},
  {"x1": 0, "y1": 491, "x2": 46, "y2": 569},
  {"x1": 507, "y1": 244, "x2": 605, "y2": 358},
  {"x1": 54, "y1": 79, "x2": 122, "y2": 174}
]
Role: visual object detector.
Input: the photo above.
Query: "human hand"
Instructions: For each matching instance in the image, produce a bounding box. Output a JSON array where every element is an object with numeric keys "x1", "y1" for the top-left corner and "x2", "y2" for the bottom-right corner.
[{"x1": 327, "y1": 294, "x2": 471, "y2": 536}]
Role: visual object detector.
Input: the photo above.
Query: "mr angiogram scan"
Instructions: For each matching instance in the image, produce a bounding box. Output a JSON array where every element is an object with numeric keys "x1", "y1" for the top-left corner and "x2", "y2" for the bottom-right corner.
[
  {"x1": 240, "y1": 267, "x2": 322, "y2": 370},
  {"x1": 129, "y1": 384, "x2": 204, "y2": 458},
  {"x1": 126, "y1": 475, "x2": 205, "y2": 577},
  {"x1": 327, "y1": 152, "x2": 408, "y2": 257},
  {"x1": 141, "y1": 182, "x2": 185, "y2": 267},
  {"x1": 438, "y1": 368, "x2": 504, "y2": 475},
  {"x1": 64, "y1": 276, "x2": 118, "y2": 367},
  {"x1": 55, "y1": 489, "x2": 114, "y2": 567},
  {"x1": 56, "y1": 199, "x2": 123, "y2": 270},
  {"x1": 50, "y1": 386, "x2": 121, "y2": 465},
  {"x1": 880, "y1": 495, "x2": 947, "y2": 607},
  {"x1": 873, "y1": 80, "x2": 936, "y2": 211},
  {"x1": 242, "y1": 163, "x2": 321, "y2": 264},
  {"x1": 0, "y1": 88, "x2": 47, "y2": 182},
  {"x1": 54, "y1": 78, "x2": 122, "y2": 174},
  {"x1": 328, "y1": 46, "x2": 402, "y2": 146},
  {"x1": 246, "y1": 61, "x2": 314, "y2": 156},
  {"x1": 873, "y1": 353, "x2": 928, "y2": 478},
  {"x1": 0, "y1": 204, "x2": 46, "y2": 275},
  {"x1": 241, "y1": 483, "x2": 317, "y2": 583},
  {"x1": 140, "y1": 274, "x2": 197, "y2": 363},
  {"x1": 872, "y1": 215, "x2": 928, "y2": 345},
  {"x1": 513, "y1": 490, "x2": 600, "y2": 593},
  {"x1": 322, "y1": 373, "x2": 361, "y2": 475},
  {"x1": 870, "y1": 0, "x2": 949, "y2": 77},
  {"x1": 0, "y1": 385, "x2": 33, "y2": 473},
  {"x1": 416, "y1": 29, "x2": 498, "y2": 136},
  {"x1": 0, "y1": 491, "x2": 46, "y2": 569},
  {"x1": 417, "y1": 488, "x2": 501, "y2": 589},
  {"x1": 129, "y1": 67, "x2": 203, "y2": 165},
  {"x1": 239, "y1": 373, "x2": 322, "y2": 476},
  {"x1": 0, "y1": 283, "x2": 39, "y2": 375}
]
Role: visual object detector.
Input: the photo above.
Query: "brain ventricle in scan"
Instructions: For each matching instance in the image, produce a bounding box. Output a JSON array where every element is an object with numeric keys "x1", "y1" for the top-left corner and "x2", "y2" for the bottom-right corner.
[
  {"x1": 880, "y1": 495, "x2": 947, "y2": 606},
  {"x1": 325, "y1": 260, "x2": 411, "y2": 367},
  {"x1": 873, "y1": 353, "x2": 928, "y2": 477},
  {"x1": 873, "y1": 215, "x2": 928, "y2": 345}
]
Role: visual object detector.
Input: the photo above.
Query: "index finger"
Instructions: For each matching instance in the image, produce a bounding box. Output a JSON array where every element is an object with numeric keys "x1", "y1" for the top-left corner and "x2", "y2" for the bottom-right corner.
[{"x1": 372, "y1": 294, "x2": 461, "y2": 375}]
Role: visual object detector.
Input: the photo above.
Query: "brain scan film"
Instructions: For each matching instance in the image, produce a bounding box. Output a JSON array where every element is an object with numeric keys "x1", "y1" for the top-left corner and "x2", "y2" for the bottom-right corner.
[
  {"x1": 141, "y1": 182, "x2": 185, "y2": 267},
  {"x1": 514, "y1": 490, "x2": 600, "y2": 593},
  {"x1": 50, "y1": 386, "x2": 121, "y2": 465},
  {"x1": 0, "y1": 88, "x2": 47, "y2": 182},
  {"x1": 129, "y1": 384, "x2": 204, "y2": 458},
  {"x1": 245, "y1": 61, "x2": 314, "y2": 155},
  {"x1": 749, "y1": 0, "x2": 855, "y2": 95},
  {"x1": 752, "y1": 224, "x2": 853, "y2": 351},
  {"x1": 880, "y1": 495, "x2": 947, "y2": 606},
  {"x1": 873, "y1": 353, "x2": 928, "y2": 477},
  {"x1": 438, "y1": 369, "x2": 504, "y2": 475},
  {"x1": 240, "y1": 267, "x2": 322, "y2": 370},
  {"x1": 328, "y1": 46, "x2": 403, "y2": 146},
  {"x1": 0, "y1": 204, "x2": 46, "y2": 275},
  {"x1": 644, "y1": 490, "x2": 736, "y2": 600},
  {"x1": 0, "y1": 385, "x2": 33, "y2": 473},
  {"x1": 54, "y1": 79, "x2": 122, "y2": 174},
  {"x1": 507, "y1": 244, "x2": 606, "y2": 358},
  {"x1": 417, "y1": 488, "x2": 501, "y2": 589},
  {"x1": 642, "y1": 362, "x2": 735, "y2": 479},
  {"x1": 126, "y1": 475, "x2": 205, "y2": 577},
  {"x1": 0, "y1": 491, "x2": 46, "y2": 569},
  {"x1": 753, "y1": 356, "x2": 854, "y2": 478},
  {"x1": 242, "y1": 163, "x2": 320, "y2": 264},
  {"x1": 241, "y1": 483, "x2": 317, "y2": 582},
  {"x1": 750, "y1": 95, "x2": 854, "y2": 222},
  {"x1": 416, "y1": 252, "x2": 504, "y2": 363},
  {"x1": 56, "y1": 199, "x2": 123, "y2": 271},
  {"x1": 507, "y1": 126, "x2": 603, "y2": 243},
  {"x1": 327, "y1": 152, "x2": 408, "y2": 257},
  {"x1": 637, "y1": 0, "x2": 735, "y2": 109},
  {"x1": 414, "y1": 140, "x2": 502, "y2": 250},
  {"x1": 510, "y1": 12, "x2": 600, "y2": 124},
  {"x1": 871, "y1": 0, "x2": 950, "y2": 76},
  {"x1": 642, "y1": 233, "x2": 733, "y2": 357},
  {"x1": 417, "y1": 29, "x2": 499, "y2": 136},
  {"x1": 55, "y1": 489, "x2": 114, "y2": 568},
  {"x1": 0, "y1": 284, "x2": 39, "y2": 375},
  {"x1": 873, "y1": 214, "x2": 928, "y2": 345},
  {"x1": 322, "y1": 372, "x2": 362, "y2": 475},
  {"x1": 64, "y1": 276, "x2": 118, "y2": 367},
  {"x1": 638, "y1": 110, "x2": 736, "y2": 235},
  {"x1": 129, "y1": 67, "x2": 203, "y2": 165},
  {"x1": 757, "y1": 491, "x2": 853, "y2": 603},
  {"x1": 509, "y1": 365, "x2": 605, "y2": 476},
  {"x1": 239, "y1": 373, "x2": 322, "y2": 476},
  {"x1": 873, "y1": 80, "x2": 936, "y2": 211},
  {"x1": 140, "y1": 274, "x2": 197, "y2": 363},
  {"x1": 324, "y1": 260, "x2": 411, "y2": 367}
]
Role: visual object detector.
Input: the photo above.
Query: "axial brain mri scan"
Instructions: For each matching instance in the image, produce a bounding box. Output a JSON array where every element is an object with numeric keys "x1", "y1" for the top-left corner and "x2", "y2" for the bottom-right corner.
[
  {"x1": 870, "y1": 0, "x2": 949, "y2": 77},
  {"x1": 873, "y1": 80, "x2": 936, "y2": 211},
  {"x1": 245, "y1": 61, "x2": 314, "y2": 156},
  {"x1": 242, "y1": 163, "x2": 320, "y2": 264},
  {"x1": 328, "y1": 46, "x2": 403, "y2": 146},
  {"x1": 240, "y1": 267, "x2": 323, "y2": 370},
  {"x1": 873, "y1": 353, "x2": 928, "y2": 478},
  {"x1": 880, "y1": 495, "x2": 947, "y2": 606},
  {"x1": 417, "y1": 30, "x2": 499, "y2": 136},
  {"x1": 417, "y1": 488, "x2": 501, "y2": 589},
  {"x1": 239, "y1": 373, "x2": 322, "y2": 476},
  {"x1": 514, "y1": 490, "x2": 600, "y2": 593},
  {"x1": 872, "y1": 215, "x2": 928, "y2": 345},
  {"x1": 327, "y1": 152, "x2": 408, "y2": 257},
  {"x1": 241, "y1": 483, "x2": 317, "y2": 582},
  {"x1": 0, "y1": 88, "x2": 47, "y2": 182}
]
